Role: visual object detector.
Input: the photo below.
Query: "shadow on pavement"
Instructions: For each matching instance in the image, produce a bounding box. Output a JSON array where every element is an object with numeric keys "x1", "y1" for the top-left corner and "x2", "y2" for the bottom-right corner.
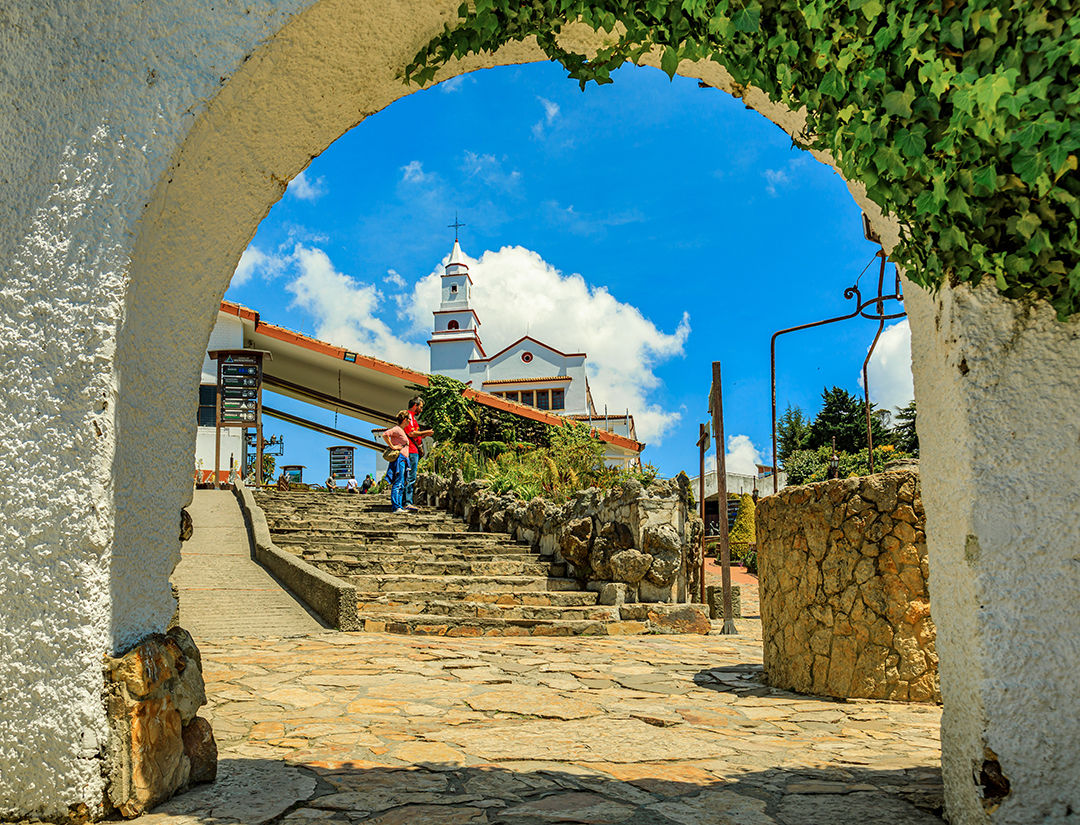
[{"x1": 134, "y1": 756, "x2": 945, "y2": 825}]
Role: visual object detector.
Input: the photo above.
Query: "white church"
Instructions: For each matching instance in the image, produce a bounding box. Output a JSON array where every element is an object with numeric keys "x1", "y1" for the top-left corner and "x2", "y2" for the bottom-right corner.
[{"x1": 427, "y1": 239, "x2": 637, "y2": 450}]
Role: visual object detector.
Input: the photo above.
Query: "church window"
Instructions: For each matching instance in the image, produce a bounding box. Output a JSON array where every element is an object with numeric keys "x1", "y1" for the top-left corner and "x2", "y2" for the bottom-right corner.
[
  {"x1": 521, "y1": 351, "x2": 533, "y2": 363},
  {"x1": 520, "y1": 390, "x2": 534, "y2": 407},
  {"x1": 447, "y1": 320, "x2": 459, "y2": 330},
  {"x1": 551, "y1": 389, "x2": 565, "y2": 410},
  {"x1": 504, "y1": 391, "x2": 518, "y2": 403},
  {"x1": 536, "y1": 390, "x2": 550, "y2": 410},
  {"x1": 197, "y1": 385, "x2": 217, "y2": 427},
  {"x1": 450, "y1": 284, "x2": 458, "y2": 294}
]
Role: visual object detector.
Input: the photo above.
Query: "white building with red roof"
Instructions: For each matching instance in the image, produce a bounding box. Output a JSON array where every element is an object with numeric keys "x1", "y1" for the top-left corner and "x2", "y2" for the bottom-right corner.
[{"x1": 428, "y1": 240, "x2": 637, "y2": 455}]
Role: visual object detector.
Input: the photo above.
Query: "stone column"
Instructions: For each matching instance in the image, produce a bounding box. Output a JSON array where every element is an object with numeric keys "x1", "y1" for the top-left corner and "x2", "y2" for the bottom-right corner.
[{"x1": 906, "y1": 279, "x2": 1080, "y2": 824}]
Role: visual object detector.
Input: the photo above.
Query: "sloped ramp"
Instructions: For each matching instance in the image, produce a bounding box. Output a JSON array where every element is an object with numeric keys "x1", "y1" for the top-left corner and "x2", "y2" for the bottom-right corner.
[{"x1": 173, "y1": 489, "x2": 325, "y2": 639}]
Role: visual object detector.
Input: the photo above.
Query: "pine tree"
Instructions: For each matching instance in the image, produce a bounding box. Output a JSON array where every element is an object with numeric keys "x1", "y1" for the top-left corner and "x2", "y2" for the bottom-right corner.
[
  {"x1": 808, "y1": 386, "x2": 890, "y2": 454},
  {"x1": 892, "y1": 400, "x2": 919, "y2": 455},
  {"x1": 777, "y1": 405, "x2": 812, "y2": 464}
]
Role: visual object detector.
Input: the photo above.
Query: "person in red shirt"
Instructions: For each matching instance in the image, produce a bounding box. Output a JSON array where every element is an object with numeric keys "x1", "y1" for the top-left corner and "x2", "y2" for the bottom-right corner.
[{"x1": 403, "y1": 396, "x2": 434, "y2": 511}]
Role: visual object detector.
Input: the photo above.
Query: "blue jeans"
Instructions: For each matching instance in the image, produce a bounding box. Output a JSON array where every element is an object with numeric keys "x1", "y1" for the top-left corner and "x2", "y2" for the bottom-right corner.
[
  {"x1": 405, "y1": 453, "x2": 418, "y2": 506},
  {"x1": 389, "y1": 454, "x2": 408, "y2": 510}
]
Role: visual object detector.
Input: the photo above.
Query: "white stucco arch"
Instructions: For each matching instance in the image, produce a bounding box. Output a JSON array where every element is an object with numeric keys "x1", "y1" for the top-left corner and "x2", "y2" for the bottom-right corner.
[{"x1": 2, "y1": 2, "x2": 1077, "y2": 823}]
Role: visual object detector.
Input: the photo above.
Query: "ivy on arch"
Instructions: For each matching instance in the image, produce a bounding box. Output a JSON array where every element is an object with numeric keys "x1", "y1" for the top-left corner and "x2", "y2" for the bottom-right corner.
[{"x1": 406, "y1": 1, "x2": 1080, "y2": 317}]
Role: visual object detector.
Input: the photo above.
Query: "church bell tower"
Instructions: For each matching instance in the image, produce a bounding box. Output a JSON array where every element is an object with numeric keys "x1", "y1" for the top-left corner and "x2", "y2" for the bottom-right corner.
[{"x1": 428, "y1": 234, "x2": 484, "y2": 380}]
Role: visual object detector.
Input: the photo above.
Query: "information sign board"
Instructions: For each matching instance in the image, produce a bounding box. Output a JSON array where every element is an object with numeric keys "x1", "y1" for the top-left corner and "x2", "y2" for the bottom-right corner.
[
  {"x1": 218, "y1": 353, "x2": 261, "y2": 425},
  {"x1": 328, "y1": 445, "x2": 355, "y2": 480}
]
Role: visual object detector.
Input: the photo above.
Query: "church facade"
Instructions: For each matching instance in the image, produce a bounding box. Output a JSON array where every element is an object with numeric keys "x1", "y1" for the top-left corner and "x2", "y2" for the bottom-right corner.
[{"x1": 427, "y1": 240, "x2": 637, "y2": 459}]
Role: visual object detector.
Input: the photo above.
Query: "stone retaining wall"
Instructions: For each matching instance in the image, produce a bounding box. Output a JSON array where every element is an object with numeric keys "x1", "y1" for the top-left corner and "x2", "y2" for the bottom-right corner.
[
  {"x1": 756, "y1": 469, "x2": 939, "y2": 703},
  {"x1": 416, "y1": 472, "x2": 703, "y2": 607}
]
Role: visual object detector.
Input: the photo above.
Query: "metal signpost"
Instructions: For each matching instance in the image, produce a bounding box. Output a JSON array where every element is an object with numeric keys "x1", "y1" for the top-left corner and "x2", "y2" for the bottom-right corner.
[
  {"x1": 245, "y1": 432, "x2": 283, "y2": 480},
  {"x1": 327, "y1": 445, "x2": 356, "y2": 481},
  {"x1": 212, "y1": 349, "x2": 266, "y2": 488},
  {"x1": 709, "y1": 361, "x2": 737, "y2": 635},
  {"x1": 696, "y1": 421, "x2": 711, "y2": 606}
]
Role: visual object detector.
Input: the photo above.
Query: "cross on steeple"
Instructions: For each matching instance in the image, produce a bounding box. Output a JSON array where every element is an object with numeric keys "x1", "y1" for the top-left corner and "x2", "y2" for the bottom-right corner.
[{"x1": 448, "y1": 212, "x2": 466, "y2": 241}]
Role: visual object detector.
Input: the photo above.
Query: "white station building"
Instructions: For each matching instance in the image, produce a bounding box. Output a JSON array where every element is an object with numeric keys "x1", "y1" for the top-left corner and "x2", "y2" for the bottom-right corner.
[{"x1": 427, "y1": 240, "x2": 637, "y2": 457}]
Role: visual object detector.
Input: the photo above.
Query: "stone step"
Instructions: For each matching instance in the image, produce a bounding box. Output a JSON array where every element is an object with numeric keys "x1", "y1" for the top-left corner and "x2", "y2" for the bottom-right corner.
[
  {"x1": 267, "y1": 519, "x2": 469, "y2": 533},
  {"x1": 280, "y1": 542, "x2": 537, "y2": 559},
  {"x1": 279, "y1": 539, "x2": 534, "y2": 555},
  {"x1": 416, "y1": 600, "x2": 622, "y2": 622},
  {"x1": 354, "y1": 599, "x2": 618, "y2": 622},
  {"x1": 343, "y1": 574, "x2": 585, "y2": 594},
  {"x1": 310, "y1": 557, "x2": 567, "y2": 578},
  {"x1": 357, "y1": 612, "x2": 648, "y2": 637},
  {"x1": 269, "y1": 528, "x2": 515, "y2": 542},
  {"x1": 297, "y1": 550, "x2": 552, "y2": 564},
  {"x1": 353, "y1": 589, "x2": 600, "y2": 608}
]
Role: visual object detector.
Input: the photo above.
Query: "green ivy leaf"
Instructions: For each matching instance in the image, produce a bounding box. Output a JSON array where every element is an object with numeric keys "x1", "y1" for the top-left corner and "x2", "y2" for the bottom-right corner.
[
  {"x1": 733, "y1": 6, "x2": 761, "y2": 33},
  {"x1": 660, "y1": 45, "x2": 679, "y2": 78},
  {"x1": 882, "y1": 86, "x2": 914, "y2": 118},
  {"x1": 895, "y1": 127, "x2": 927, "y2": 159}
]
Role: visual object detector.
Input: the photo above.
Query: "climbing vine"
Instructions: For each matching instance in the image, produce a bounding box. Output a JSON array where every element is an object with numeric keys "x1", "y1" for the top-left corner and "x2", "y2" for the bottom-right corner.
[{"x1": 406, "y1": 1, "x2": 1080, "y2": 317}]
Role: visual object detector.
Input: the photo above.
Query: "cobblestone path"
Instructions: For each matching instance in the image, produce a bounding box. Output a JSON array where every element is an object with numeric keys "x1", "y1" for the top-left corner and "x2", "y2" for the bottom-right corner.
[{"x1": 135, "y1": 621, "x2": 944, "y2": 825}]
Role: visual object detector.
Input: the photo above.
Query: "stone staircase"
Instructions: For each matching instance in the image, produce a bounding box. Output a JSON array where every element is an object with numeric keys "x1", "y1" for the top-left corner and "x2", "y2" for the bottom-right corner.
[{"x1": 252, "y1": 490, "x2": 709, "y2": 636}]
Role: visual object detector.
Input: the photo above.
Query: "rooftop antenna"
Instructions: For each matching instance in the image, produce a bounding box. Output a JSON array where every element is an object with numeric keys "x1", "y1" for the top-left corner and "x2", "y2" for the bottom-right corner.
[{"x1": 448, "y1": 212, "x2": 466, "y2": 242}]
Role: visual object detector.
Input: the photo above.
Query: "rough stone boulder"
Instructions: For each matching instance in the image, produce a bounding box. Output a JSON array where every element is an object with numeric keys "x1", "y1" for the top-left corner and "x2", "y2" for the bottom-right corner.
[
  {"x1": 558, "y1": 517, "x2": 593, "y2": 569},
  {"x1": 609, "y1": 549, "x2": 653, "y2": 584},
  {"x1": 105, "y1": 626, "x2": 216, "y2": 817},
  {"x1": 642, "y1": 523, "x2": 683, "y2": 587}
]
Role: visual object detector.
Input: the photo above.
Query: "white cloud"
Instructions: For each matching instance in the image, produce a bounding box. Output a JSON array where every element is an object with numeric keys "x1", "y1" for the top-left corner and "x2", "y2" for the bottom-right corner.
[
  {"x1": 763, "y1": 168, "x2": 789, "y2": 196},
  {"x1": 704, "y1": 434, "x2": 767, "y2": 476},
  {"x1": 725, "y1": 434, "x2": 764, "y2": 475},
  {"x1": 401, "y1": 160, "x2": 432, "y2": 183},
  {"x1": 439, "y1": 75, "x2": 466, "y2": 93},
  {"x1": 232, "y1": 244, "x2": 288, "y2": 286},
  {"x1": 463, "y1": 151, "x2": 521, "y2": 191},
  {"x1": 400, "y1": 245, "x2": 689, "y2": 443},
  {"x1": 864, "y1": 319, "x2": 914, "y2": 414},
  {"x1": 384, "y1": 269, "x2": 407, "y2": 289},
  {"x1": 287, "y1": 170, "x2": 326, "y2": 201},
  {"x1": 285, "y1": 245, "x2": 428, "y2": 371},
  {"x1": 532, "y1": 96, "x2": 560, "y2": 139},
  {"x1": 542, "y1": 200, "x2": 645, "y2": 237}
]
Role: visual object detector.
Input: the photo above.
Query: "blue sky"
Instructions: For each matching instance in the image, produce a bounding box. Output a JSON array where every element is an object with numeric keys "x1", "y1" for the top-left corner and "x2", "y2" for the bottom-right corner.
[{"x1": 226, "y1": 61, "x2": 912, "y2": 481}]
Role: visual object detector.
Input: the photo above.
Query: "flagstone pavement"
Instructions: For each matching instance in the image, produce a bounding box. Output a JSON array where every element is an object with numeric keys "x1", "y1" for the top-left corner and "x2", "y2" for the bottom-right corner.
[{"x1": 127, "y1": 618, "x2": 944, "y2": 825}]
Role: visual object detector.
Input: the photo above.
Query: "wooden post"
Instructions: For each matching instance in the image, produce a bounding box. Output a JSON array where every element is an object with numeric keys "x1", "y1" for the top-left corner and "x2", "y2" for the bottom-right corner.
[
  {"x1": 710, "y1": 361, "x2": 737, "y2": 635},
  {"x1": 697, "y1": 422, "x2": 710, "y2": 606}
]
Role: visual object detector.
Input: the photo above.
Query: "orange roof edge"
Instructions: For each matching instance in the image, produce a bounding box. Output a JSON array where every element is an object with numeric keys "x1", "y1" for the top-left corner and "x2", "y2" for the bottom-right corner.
[{"x1": 217, "y1": 301, "x2": 641, "y2": 453}]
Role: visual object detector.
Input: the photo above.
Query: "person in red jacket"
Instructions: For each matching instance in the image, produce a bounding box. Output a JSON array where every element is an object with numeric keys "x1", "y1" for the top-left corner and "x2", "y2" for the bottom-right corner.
[{"x1": 402, "y1": 396, "x2": 433, "y2": 511}]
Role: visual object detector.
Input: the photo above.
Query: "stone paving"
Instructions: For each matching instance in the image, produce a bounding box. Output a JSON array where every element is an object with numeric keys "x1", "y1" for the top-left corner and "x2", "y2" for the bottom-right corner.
[{"x1": 131, "y1": 619, "x2": 945, "y2": 825}]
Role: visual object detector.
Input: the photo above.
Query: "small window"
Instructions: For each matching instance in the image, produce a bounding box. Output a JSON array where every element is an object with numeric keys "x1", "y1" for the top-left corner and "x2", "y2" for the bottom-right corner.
[
  {"x1": 450, "y1": 284, "x2": 459, "y2": 294},
  {"x1": 504, "y1": 391, "x2": 518, "y2": 403},
  {"x1": 521, "y1": 351, "x2": 533, "y2": 363},
  {"x1": 536, "y1": 390, "x2": 550, "y2": 411},
  {"x1": 197, "y1": 384, "x2": 217, "y2": 427},
  {"x1": 551, "y1": 388, "x2": 565, "y2": 410},
  {"x1": 447, "y1": 320, "x2": 459, "y2": 330},
  {"x1": 520, "y1": 390, "x2": 534, "y2": 407}
]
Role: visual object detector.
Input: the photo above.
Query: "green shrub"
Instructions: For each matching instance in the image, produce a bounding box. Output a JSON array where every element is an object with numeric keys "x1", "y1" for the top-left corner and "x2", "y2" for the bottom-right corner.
[{"x1": 729, "y1": 493, "x2": 756, "y2": 546}]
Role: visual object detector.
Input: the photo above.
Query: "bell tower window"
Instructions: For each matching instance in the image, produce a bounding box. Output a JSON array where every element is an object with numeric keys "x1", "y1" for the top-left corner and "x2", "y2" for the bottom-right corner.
[{"x1": 447, "y1": 320, "x2": 459, "y2": 330}]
